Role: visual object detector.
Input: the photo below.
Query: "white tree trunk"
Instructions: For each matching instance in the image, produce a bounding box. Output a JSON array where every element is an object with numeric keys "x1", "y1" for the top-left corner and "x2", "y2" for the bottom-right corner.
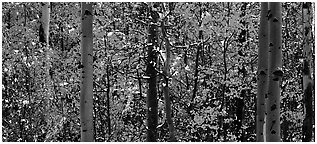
[
  {"x1": 266, "y1": 2, "x2": 282, "y2": 142},
  {"x1": 41, "y1": 2, "x2": 50, "y2": 44},
  {"x1": 256, "y1": 2, "x2": 268, "y2": 142},
  {"x1": 80, "y1": 2, "x2": 94, "y2": 142}
]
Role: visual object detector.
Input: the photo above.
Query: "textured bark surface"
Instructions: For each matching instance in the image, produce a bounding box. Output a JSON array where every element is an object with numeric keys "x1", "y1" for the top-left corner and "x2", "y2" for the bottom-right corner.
[
  {"x1": 302, "y1": 2, "x2": 313, "y2": 142},
  {"x1": 80, "y1": 2, "x2": 94, "y2": 142},
  {"x1": 266, "y1": 2, "x2": 282, "y2": 142},
  {"x1": 256, "y1": 2, "x2": 268, "y2": 142},
  {"x1": 162, "y1": 20, "x2": 177, "y2": 142},
  {"x1": 146, "y1": 7, "x2": 159, "y2": 142}
]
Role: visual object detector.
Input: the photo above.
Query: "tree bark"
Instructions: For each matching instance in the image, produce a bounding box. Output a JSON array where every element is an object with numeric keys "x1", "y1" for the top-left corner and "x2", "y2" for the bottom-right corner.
[
  {"x1": 106, "y1": 65, "x2": 111, "y2": 139},
  {"x1": 256, "y1": 2, "x2": 269, "y2": 142},
  {"x1": 162, "y1": 19, "x2": 177, "y2": 142},
  {"x1": 146, "y1": 6, "x2": 159, "y2": 142},
  {"x1": 80, "y1": 2, "x2": 94, "y2": 142},
  {"x1": 302, "y1": 2, "x2": 313, "y2": 142},
  {"x1": 192, "y1": 29, "x2": 202, "y2": 102},
  {"x1": 266, "y1": 2, "x2": 282, "y2": 142},
  {"x1": 40, "y1": 2, "x2": 50, "y2": 80},
  {"x1": 39, "y1": 2, "x2": 50, "y2": 44}
]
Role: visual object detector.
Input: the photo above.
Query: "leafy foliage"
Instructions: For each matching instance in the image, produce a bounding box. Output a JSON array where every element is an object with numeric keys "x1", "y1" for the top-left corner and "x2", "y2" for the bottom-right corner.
[{"x1": 2, "y1": 2, "x2": 314, "y2": 142}]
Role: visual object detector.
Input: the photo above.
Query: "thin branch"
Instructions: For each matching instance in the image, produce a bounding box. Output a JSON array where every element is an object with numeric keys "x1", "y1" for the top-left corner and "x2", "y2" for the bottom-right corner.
[{"x1": 135, "y1": 18, "x2": 148, "y2": 25}]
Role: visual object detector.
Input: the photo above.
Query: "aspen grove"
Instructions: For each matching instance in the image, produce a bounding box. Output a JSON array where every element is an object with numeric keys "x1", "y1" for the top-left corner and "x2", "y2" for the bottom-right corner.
[{"x1": 2, "y1": 2, "x2": 315, "y2": 142}]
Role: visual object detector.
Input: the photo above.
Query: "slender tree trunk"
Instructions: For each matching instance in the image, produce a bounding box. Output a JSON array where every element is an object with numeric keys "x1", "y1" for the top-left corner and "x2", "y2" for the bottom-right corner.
[
  {"x1": 162, "y1": 19, "x2": 177, "y2": 142},
  {"x1": 256, "y1": 2, "x2": 269, "y2": 142},
  {"x1": 40, "y1": 4, "x2": 55, "y2": 135},
  {"x1": 40, "y1": 2, "x2": 51, "y2": 87},
  {"x1": 192, "y1": 30, "x2": 202, "y2": 102},
  {"x1": 106, "y1": 65, "x2": 111, "y2": 139},
  {"x1": 192, "y1": 3, "x2": 204, "y2": 102},
  {"x1": 184, "y1": 40, "x2": 190, "y2": 90},
  {"x1": 266, "y1": 2, "x2": 282, "y2": 142},
  {"x1": 80, "y1": 2, "x2": 94, "y2": 142},
  {"x1": 302, "y1": 2, "x2": 313, "y2": 142},
  {"x1": 146, "y1": 6, "x2": 159, "y2": 142},
  {"x1": 39, "y1": 2, "x2": 50, "y2": 44},
  {"x1": 23, "y1": 3, "x2": 31, "y2": 103}
]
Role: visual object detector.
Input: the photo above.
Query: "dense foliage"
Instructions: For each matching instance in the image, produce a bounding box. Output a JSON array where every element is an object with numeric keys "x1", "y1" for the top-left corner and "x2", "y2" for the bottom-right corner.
[{"x1": 2, "y1": 2, "x2": 315, "y2": 142}]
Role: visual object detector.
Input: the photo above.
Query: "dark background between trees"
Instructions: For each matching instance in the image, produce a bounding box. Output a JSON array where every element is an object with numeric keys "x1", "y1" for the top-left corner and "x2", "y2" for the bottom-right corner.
[{"x1": 2, "y1": 2, "x2": 315, "y2": 142}]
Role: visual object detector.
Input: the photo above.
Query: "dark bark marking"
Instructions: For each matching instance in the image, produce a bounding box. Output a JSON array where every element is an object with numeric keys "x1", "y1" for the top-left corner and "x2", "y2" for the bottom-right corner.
[
  {"x1": 273, "y1": 69, "x2": 283, "y2": 77},
  {"x1": 84, "y1": 10, "x2": 92, "y2": 15},
  {"x1": 305, "y1": 27, "x2": 310, "y2": 36},
  {"x1": 270, "y1": 104, "x2": 276, "y2": 111},
  {"x1": 303, "y1": 2, "x2": 311, "y2": 9},
  {"x1": 78, "y1": 64, "x2": 84, "y2": 69},
  {"x1": 303, "y1": 60, "x2": 310, "y2": 75},
  {"x1": 267, "y1": 10, "x2": 272, "y2": 20},
  {"x1": 271, "y1": 130, "x2": 276, "y2": 134},
  {"x1": 259, "y1": 70, "x2": 266, "y2": 75},
  {"x1": 39, "y1": 23, "x2": 45, "y2": 43}
]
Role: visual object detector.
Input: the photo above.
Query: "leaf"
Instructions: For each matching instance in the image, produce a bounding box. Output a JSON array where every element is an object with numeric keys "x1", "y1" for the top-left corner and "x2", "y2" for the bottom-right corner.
[
  {"x1": 185, "y1": 65, "x2": 190, "y2": 71},
  {"x1": 194, "y1": 115, "x2": 204, "y2": 125}
]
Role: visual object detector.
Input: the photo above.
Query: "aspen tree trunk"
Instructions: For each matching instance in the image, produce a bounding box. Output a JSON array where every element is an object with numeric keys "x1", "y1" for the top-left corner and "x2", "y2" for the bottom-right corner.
[
  {"x1": 40, "y1": 3, "x2": 55, "y2": 123},
  {"x1": 106, "y1": 65, "x2": 111, "y2": 139},
  {"x1": 266, "y1": 2, "x2": 282, "y2": 142},
  {"x1": 80, "y1": 2, "x2": 94, "y2": 142},
  {"x1": 302, "y1": 2, "x2": 313, "y2": 142},
  {"x1": 162, "y1": 20, "x2": 177, "y2": 142},
  {"x1": 146, "y1": 6, "x2": 159, "y2": 142},
  {"x1": 256, "y1": 2, "x2": 269, "y2": 142},
  {"x1": 40, "y1": 2, "x2": 50, "y2": 44},
  {"x1": 40, "y1": 2, "x2": 50, "y2": 76}
]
